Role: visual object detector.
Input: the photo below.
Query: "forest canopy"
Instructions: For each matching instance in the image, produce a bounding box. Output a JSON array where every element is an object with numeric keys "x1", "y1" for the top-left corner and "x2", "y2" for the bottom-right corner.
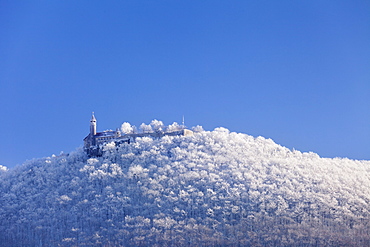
[{"x1": 1, "y1": 123, "x2": 369, "y2": 246}]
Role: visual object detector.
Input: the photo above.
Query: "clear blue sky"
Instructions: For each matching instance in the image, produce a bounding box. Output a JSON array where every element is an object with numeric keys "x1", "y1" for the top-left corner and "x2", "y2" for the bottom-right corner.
[{"x1": 1, "y1": 1, "x2": 370, "y2": 168}]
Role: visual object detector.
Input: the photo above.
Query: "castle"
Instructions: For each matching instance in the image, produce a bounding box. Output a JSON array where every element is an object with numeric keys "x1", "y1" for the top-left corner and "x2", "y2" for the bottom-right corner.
[{"x1": 83, "y1": 113, "x2": 193, "y2": 156}]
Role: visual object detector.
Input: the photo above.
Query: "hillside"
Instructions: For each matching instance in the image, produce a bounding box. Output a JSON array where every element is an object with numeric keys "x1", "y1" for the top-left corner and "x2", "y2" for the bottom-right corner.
[{"x1": 1, "y1": 127, "x2": 370, "y2": 246}]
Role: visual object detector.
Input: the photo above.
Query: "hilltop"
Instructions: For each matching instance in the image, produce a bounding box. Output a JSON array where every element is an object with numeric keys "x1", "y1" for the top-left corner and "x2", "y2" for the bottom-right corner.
[{"x1": 1, "y1": 126, "x2": 369, "y2": 246}]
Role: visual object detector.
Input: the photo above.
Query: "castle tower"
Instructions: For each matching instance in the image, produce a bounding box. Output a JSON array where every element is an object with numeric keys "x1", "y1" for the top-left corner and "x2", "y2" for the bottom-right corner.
[
  {"x1": 115, "y1": 128, "x2": 121, "y2": 138},
  {"x1": 90, "y1": 112, "x2": 97, "y2": 136}
]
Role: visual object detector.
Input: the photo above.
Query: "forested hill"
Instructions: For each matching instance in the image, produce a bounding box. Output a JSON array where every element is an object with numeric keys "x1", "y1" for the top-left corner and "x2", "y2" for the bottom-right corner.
[{"x1": 1, "y1": 127, "x2": 370, "y2": 246}]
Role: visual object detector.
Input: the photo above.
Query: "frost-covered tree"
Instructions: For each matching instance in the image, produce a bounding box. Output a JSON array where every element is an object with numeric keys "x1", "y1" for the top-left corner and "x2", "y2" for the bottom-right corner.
[
  {"x1": 121, "y1": 122, "x2": 134, "y2": 134},
  {"x1": 0, "y1": 165, "x2": 7, "y2": 172},
  {"x1": 140, "y1": 123, "x2": 153, "y2": 133},
  {"x1": 192, "y1": 125, "x2": 204, "y2": 132},
  {"x1": 0, "y1": 124, "x2": 370, "y2": 246},
  {"x1": 167, "y1": 122, "x2": 182, "y2": 132},
  {"x1": 150, "y1": 119, "x2": 165, "y2": 133}
]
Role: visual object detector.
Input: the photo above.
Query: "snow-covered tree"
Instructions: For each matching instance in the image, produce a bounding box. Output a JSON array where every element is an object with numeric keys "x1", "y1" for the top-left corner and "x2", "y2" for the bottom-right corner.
[
  {"x1": 0, "y1": 165, "x2": 7, "y2": 172},
  {"x1": 121, "y1": 122, "x2": 134, "y2": 134},
  {"x1": 192, "y1": 125, "x2": 204, "y2": 132},
  {"x1": 150, "y1": 119, "x2": 165, "y2": 133},
  {"x1": 167, "y1": 122, "x2": 182, "y2": 132},
  {"x1": 140, "y1": 123, "x2": 153, "y2": 133},
  {"x1": 0, "y1": 124, "x2": 370, "y2": 246}
]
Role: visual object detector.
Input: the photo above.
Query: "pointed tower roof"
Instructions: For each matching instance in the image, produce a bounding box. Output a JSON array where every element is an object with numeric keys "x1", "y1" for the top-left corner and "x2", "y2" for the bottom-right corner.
[{"x1": 91, "y1": 112, "x2": 96, "y2": 122}]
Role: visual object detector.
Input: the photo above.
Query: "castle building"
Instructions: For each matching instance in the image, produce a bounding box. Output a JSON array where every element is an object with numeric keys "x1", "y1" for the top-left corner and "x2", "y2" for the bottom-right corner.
[{"x1": 83, "y1": 113, "x2": 193, "y2": 156}]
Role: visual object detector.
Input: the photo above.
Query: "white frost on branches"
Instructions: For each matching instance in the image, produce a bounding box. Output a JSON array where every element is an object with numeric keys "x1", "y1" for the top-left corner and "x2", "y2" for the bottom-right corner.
[
  {"x1": 0, "y1": 165, "x2": 7, "y2": 172},
  {"x1": 0, "y1": 124, "x2": 370, "y2": 246},
  {"x1": 120, "y1": 122, "x2": 134, "y2": 134}
]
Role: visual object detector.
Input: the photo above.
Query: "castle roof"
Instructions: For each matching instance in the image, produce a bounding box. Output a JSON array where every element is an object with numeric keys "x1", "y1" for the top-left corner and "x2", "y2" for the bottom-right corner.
[{"x1": 90, "y1": 113, "x2": 96, "y2": 122}]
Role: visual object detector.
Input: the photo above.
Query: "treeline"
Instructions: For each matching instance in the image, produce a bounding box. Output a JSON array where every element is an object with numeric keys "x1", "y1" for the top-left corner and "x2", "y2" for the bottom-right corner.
[{"x1": 0, "y1": 127, "x2": 369, "y2": 246}]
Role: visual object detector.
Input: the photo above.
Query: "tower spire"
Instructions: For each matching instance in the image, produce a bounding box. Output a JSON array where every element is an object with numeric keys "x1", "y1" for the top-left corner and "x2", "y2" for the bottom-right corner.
[{"x1": 90, "y1": 112, "x2": 97, "y2": 136}]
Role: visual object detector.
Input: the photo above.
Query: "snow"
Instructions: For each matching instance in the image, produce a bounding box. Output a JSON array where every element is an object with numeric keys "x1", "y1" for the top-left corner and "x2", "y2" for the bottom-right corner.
[
  {"x1": 120, "y1": 122, "x2": 134, "y2": 134},
  {"x1": 0, "y1": 125, "x2": 369, "y2": 246},
  {"x1": 0, "y1": 165, "x2": 7, "y2": 172}
]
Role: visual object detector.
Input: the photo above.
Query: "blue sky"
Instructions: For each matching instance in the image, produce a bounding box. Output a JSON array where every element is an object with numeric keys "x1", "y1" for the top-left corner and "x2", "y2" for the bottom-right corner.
[{"x1": 1, "y1": 1, "x2": 370, "y2": 168}]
